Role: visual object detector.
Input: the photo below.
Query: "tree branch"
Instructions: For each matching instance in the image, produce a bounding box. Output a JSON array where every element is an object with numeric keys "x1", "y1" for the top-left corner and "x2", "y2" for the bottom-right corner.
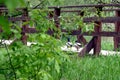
[
  {"x1": 32, "y1": 0, "x2": 44, "y2": 9},
  {"x1": 4, "y1": 43, "x2": 17, "y2": 80}
]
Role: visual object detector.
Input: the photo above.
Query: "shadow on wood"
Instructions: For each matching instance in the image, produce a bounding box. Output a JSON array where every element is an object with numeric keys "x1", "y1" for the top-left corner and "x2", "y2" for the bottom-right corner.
[{"x1": 78, "y1": 37, "x2": 94, "y2": 57}]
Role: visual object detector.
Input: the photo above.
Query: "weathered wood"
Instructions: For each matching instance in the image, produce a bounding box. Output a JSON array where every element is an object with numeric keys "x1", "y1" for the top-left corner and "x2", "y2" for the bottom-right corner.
[
  {"x1": 93, "y1": 21, "x2": 101, "y2": 56},
  {"x1": 78, "y1": 21, "x2": 101, "y2": 57},
  {"x1": 0, "y1": 7, "x2": 27, "y2": 11},
  {"x1": 60, "y1": 9, "x2": 120, "y2": 13},
  {"x1": 1, "y1": 4, "x2": 120, "y2": 56},
  {"x1": 83, "y1": 17, "x2": 120, "y2": 23},
  {"x1": 48, "y1": 11, "x2": 54, "y2": 19},
  {"x1": 26, "y1": 28, "x2": 38, "y2": 33},
  {"x1": 47, "y1": 11, "x2": 55, "y2": 36},
  {"x1": 114, "y1": 11, "x2": 120, "y2": 50},
  {"x1": 48, "y1": 4, "x2": 120, "y2": 9},
  {"x1": 62, "y1": 29, "x2": 120, "y2": 37},
  {"x1": 71, "y1": 31, "x2": 120, "y2": 37},
  {"x1": 54, "y1": 8, "x2": 61, "y2": 28},
  {"x1": 8, "y1": 17, "x2": 30, "y2": 21},
  {"x1": 0, "y1": 7, "x2": 3, "y2": 32},
  {"x1": 54, "y1": 8, "x2": 61, "y2": 38},
  {"x1": 11, "y1": 28, "x2": 120, "y2": 37},
  {"x1": 21, "y1": 8, "x2": 29, "y2": 45},
  {"x1": 20, "y1": 27, "x2": 120, "y2": 37},
  {"x1": 46, "y1": 29, "x2": 54, "y2": 35},
  {"x1": 77, "y1": 34, "x2": 87, "y2": 45},
  {"x1": 77, "y1": 13, "x2": 87, "y2": 45},
  {"x1": 82, "y1": 32, "x2": 120, "y2": 37},
  {"x1": 61, "y1": 10, "x2": 81, "y2": 12},
  {"x1": 62, "y1": 29, "x2": 81, "y2": 35},
  {"x1": 58, "y1": 17, "x2": 120, "y2": 23},
  {"x1": 78, "y1": 37, "x2": 94, "y2": 57}
]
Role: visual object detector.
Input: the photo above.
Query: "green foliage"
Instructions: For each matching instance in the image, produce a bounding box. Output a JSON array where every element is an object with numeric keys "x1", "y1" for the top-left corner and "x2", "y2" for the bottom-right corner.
[
  {"x1": 0, "y1": 34, "x2": 70, "y2": 80},
  {"x1": 0, "y1": 0, "x2": 25, "y2": 11},
  {"x1": 30, "y1": 9, "x2": 55, "y2": 33},
  {"x1": 5, "y1": 0, "x2": 25, "y2": 10},
  {"x1": 0, "y1": 0, "x2": 70, "y2": 80},
  {"x1": 0, "y1": 16, "x2": 10, "y2": 33},
  {"x1": 61, "y1": 14, "x2": 84, "y2": 30},
  {"x1": 0, "y1": 0, "x2": 119, "y2": 80}
]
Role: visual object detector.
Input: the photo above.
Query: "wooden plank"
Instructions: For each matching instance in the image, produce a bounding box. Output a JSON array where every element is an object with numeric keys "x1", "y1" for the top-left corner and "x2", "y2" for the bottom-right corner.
[
  {"x1": 54, "y1": 8, "x2": 61, "y2": 28},
  {"x1": 0, "y1": 7, "x2": 26, "y2": 11},
  {"x1": 22, "y1": 28, "x2": 120, "y2": 37},
  {"x1": 54, "y1": 8, "x2": 61, "y2": 38},
  {"x1": 62, "y1": 29, "x2": 81, "y2": 35},
  {"x1": 62, "y1": 29, "x2": 120, "y2": 37},
  {"x1": 59, "y1": 17, "x2": 120, "y2": 23},
  {"x1": 48, "y1": 11, "x2": 54, "y2": 19},
  {"x1": 3, "y1": 28, "x2": 120, "y2": 37},
  {"x1": 8, "y1": 17, "x2": 30, "y2": 21},
  {"x1": 114, "y1": 11, "x2": 120, "y2": 50},
  {"x1": 78, "y1": 21, "x2": 101, "y2": 57},
  {"x1": 47, "y1": 29, "x2": 54, "y2": 35},
  {"x1": 0, "y1": 8, "x2": 3, "y2": 32},
  {"x1": 76, "y1": 12, "x2": 86, "y2": 45},
  {"x1": 78, "y1": 37, "x2": 94, "y2": 57},
  {"x1": 48, "y1": 4, "x2": 120, "y2": 9},
  {"x1": 83, "y1": 17, "x2": 120, "y2": 23},
  {"x1": 93, "y1": 21, "x2": 101, "y2": 56},
  {"x1": 81, "y1": 32, "x2": 120, "y2": 37},
  {"x1": 77, "y1": 34, "x2": 87, "y2": 45},
  {"x1": 61, "y1": 10, "x2": 81, "y2": 12},
  {"x1": 25, "y1": 28, "x2": 38, "y2": 33},
  {"x1": 60, "y1": 9, "x2": 120, "y2": 12},
  {"x1": 21, "y1": 8, "x2": 29, "y2": 45}
]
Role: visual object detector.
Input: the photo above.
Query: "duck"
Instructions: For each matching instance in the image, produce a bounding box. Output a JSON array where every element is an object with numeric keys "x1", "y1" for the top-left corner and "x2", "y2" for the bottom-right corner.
[
  {"x1": 66, "y1": 37, "x2": 72, "y2": 48},
  {"x1": 74, "y1": 40, "x2": 82, "y2": 51}
]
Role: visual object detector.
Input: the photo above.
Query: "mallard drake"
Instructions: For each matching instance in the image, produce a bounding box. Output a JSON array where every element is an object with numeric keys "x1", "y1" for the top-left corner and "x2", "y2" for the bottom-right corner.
[
  {"x1": 74, "y1": 41, "x2": 82, "y2": 51},
  {"x1": 66, "y1": 37, "x2": 72, "y2": 48}
]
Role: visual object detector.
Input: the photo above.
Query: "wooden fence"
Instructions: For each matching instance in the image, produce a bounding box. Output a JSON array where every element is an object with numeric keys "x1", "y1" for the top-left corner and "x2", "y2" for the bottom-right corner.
[
  {"x1": 48, "y1": 4, "x2": 120, "y2": 56},
  {"x1": 1, "y1": 4, "x2": 120, "y2": 56}
]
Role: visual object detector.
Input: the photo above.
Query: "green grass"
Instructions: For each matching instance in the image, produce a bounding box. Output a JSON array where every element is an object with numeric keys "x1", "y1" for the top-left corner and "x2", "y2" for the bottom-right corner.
[
  {"x1": 84, "y1": 37, "x2": 114, "y2": 51},
  {"x1": 61, "y1": 55, "x2": 120, "y2": 80},
  {"x1": 101, "y1": 41, "x2": 114, "y2": 50}
]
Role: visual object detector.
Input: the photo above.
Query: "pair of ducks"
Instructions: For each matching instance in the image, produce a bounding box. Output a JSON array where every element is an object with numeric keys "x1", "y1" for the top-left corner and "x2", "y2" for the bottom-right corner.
[{"x1": 66, "y1": 38, "x2": 82, "y2": 51}]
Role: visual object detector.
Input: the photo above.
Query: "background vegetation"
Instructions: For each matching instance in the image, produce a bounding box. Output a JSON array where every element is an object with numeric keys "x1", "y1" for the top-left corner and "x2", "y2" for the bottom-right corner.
[{"x1": 0, "y1": 0, "x2": 119, "y2": 80}]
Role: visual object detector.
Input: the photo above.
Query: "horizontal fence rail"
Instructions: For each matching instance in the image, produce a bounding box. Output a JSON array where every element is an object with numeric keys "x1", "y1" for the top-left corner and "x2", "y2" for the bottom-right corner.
[
  {"x1": 60, "y1": 9, "x2": 120, "y2": 12},
  {"x1": 83, "y1": 17, "x2": 120, "y2": 23},
  {"x1": 48, "y1": 4, "x2": 120, "y2": 9},
  {"x1": 8, "y1": 17, "x2": 30, "y2": 21}
]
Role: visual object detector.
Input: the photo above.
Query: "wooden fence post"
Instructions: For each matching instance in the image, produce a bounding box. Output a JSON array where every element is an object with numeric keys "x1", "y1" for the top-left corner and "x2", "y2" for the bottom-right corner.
[
  {"x1": 93, "y1": 21, "x2": 101, "y2": 56},
  {"x1": 48, "y1": 11, "x2": 54, "y2": 19},
  {"x1": 0, "y1": 4, "x2": 5, "y2": 32},
  {"x1": 77, "y1": 11, "x2": 87, "y2": 45},
  {"x1": 78, "y1": 21, "x2": 101, "y2": 57},
  {"x1": 21, "y1": 8, "x2": 28, "y2": 45},
  {"x1": 54, "y1": 7, "x2": 61, "y2": 39},
  {"x1": 114, "y1": 11, "x2": 120, "y2": 50},
  {"x1": 47, "y1": 11, "x2": 54, "y2": 35},
  {"x1": 0, "y1": 8, "x2": 2, "y2": 32}
]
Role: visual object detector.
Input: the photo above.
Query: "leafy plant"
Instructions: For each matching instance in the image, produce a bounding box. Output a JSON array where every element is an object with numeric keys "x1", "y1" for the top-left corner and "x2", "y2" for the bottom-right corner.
[{"x1": 0, "y1": 0, "x2": 70, "y2": 80}]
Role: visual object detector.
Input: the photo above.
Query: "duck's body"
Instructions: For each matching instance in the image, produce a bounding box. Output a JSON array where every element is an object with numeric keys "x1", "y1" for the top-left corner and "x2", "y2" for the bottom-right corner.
[
  {"x1": 66, "y1": 42, "x2": 72, "y2": 48},
  {"x1": 66, "y1": 37, "x2": 72, "y2": 48},
  {"x1": 74, "y1": 41, "x2": 82, "y2": 51}
]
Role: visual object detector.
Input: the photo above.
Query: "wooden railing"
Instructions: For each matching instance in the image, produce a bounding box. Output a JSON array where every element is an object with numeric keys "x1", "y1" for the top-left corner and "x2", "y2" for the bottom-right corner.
[
  {"x1": 1, "y1": 4, "x2": 120, "y2": 56},
  {"x1": 48, "y1": 4, "x2": 120, "y2": 56}
]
